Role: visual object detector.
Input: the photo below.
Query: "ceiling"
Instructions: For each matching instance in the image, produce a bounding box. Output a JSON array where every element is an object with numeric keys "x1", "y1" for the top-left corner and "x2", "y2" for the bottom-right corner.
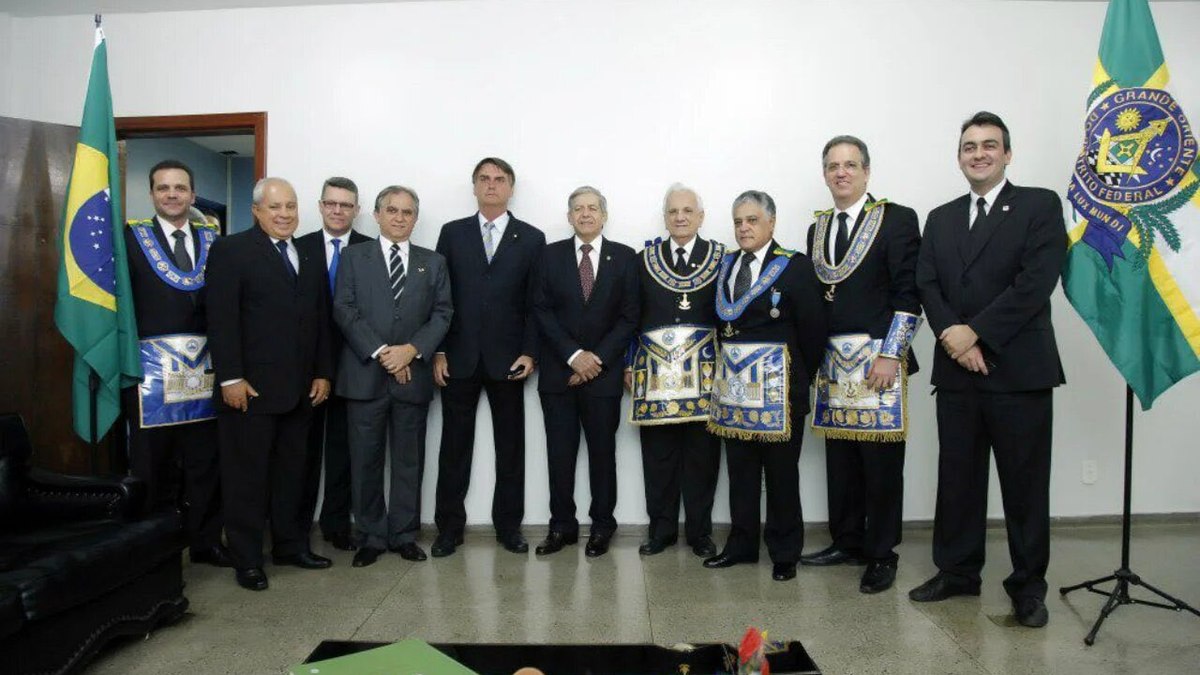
[
  {"x1": 186, "y1": 134, "x2": 256, "y2": 156},
  {"x1": 1, "y1": 0, "x2": 438, "y2": 17}
]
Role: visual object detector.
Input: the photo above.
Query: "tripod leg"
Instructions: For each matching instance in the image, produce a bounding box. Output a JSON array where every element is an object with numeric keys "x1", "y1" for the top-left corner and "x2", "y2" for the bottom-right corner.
[
  {"x1": 1084, "y1": 578, "x2": 1126, "y2": 646},
  {"x1": 1134, "y1": 577, "x2": 1200, "y2": 618},
  {"x1": 1061, "y1": 573, "x2": 1118, "y2": 595}
]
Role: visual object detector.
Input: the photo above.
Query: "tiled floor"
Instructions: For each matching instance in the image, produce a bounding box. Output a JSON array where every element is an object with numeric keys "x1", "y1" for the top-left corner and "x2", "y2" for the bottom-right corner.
[{"x1": 87, "y1": 521, "x2": 1200, "y2": 674}]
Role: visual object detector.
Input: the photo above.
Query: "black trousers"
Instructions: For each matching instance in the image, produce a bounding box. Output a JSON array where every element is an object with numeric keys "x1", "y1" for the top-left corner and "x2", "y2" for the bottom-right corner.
[
  {"x1": 435, "y1": 364, "x2": 526, "y2": 537},
  {"x1": 824, "y1": 437, "x2": 905, "y2": 561},
  {"x1": 123, "y1": 389, "x2": 222, "y2": 551},
  {"x1": 539, "y1": 391, "x2": 621, "y2": 537},
  {"x1": 933, "y1": 388, "x2": 1053, "y2": 601},
  {"x1": 347, "y1": 397, "x2": 428, "y2": 549},
  {"x1": 639, "y1": 422, "x2": 721, "y2": 543},
  {"x1": 217, "y1": 402, "x2": 312, "y2": 569},
  {"x1": 299, "y1": 394, "x2": 352, "y2": 538},
  {"x1": 723, "y1": 432, "x2": 804, "y2": 564}
]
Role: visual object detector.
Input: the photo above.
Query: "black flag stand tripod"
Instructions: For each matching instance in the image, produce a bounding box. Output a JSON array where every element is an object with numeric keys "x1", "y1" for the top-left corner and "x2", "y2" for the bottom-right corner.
[{"x1": 1059, "y1": 386, "x2": 1200, "y2": 645}]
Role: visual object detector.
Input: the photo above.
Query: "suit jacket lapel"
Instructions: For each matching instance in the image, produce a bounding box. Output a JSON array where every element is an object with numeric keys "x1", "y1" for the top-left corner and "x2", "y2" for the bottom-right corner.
[
  {"x1": 488, "y1": 213, "x2": 520, "y2": 263},
  {"x1": 963, "y1": 182, "x2": 1014, "y2": 269},
  {"x1": 396, "y1": 246, "x2": 426, "y2": 312},
  {"x1": 252, "y1": 227, "x2": 294, "y2": 286}
]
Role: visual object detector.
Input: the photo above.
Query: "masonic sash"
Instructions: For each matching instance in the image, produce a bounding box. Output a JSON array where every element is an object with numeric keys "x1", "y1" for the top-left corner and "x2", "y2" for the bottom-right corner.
[
  {"x1": 128, "y1": 219, "x2": 216, "y2": 291},
  {"x1": 138, "y1": 333, "x2": 216, "y2": 428},
  {"x1": 706, "y1": 341, "x2": 791, "y2": 442},
  {"x1": 629, "y1": 325, "x2": 717, "y2": 425},
  {"x1": 811, "y1": 199, "x2": 887, "y2": 302},
  {"x1": 811, "y1": 333, "x2": 909, "y2": 441}
]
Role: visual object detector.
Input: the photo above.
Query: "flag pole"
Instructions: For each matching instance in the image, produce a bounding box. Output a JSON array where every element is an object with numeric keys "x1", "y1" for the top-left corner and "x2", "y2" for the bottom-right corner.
[{"x1": 1059, "y1": 386, "x2": 1199, "y2": 644}]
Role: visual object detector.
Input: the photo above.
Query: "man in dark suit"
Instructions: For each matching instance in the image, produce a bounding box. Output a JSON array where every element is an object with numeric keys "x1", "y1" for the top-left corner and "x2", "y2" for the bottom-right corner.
[
  {"x1": 533, "y1": 186, "x2": 638, "y2": 558},
  {"x1": 431, "y1": 157, "x2": 546, "y2": 557},
  {"x1": 333, "y1": 186, "x2": 453, "y2": 567},
  {"x1": 624, "y1": 184, "x2": 723, "y2": 558},
  {"x1": 800, "y1": 136, "x2": 922, "y2": 595},
  {"x1": 123, "y1": 159, "x2": 228, "y2": 568},
  {"x1": 296, "y1": 177, "x2": 372, "y2": 552},
  {"x1": 206, "y1": 177, "x2": 335, "y2": 591},
  {"x1": 703, "y1": 190, "x2": 827, "y2": 582},
  {"x1": 912, "y1": 111, "x2": 1066, "y2": 628}
]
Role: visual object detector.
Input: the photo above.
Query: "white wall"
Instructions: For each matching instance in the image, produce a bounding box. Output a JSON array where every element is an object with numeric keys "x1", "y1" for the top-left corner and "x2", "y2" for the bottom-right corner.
[
  {"x1": 7, "y1": 0, "x2": 1200, "y2": 526},
  {"x1": 0, "y1": 12, "x2": 12, "y2": 117}
]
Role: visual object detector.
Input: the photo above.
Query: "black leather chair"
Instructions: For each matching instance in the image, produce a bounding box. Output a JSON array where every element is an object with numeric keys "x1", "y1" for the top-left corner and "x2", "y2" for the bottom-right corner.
[{"x1": 0, "y1": 413, "x2": 189, "y2": 674}]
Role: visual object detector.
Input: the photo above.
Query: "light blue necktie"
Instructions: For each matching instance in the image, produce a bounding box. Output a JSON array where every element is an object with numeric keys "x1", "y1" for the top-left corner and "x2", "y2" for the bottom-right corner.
[{"x1": 483, "y1": 221, "x2": 497, "y2": 263}]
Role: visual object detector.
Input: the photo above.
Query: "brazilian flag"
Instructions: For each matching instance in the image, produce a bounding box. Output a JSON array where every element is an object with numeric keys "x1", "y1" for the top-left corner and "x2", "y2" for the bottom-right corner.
[{"x1": 54, "y1": 25, "x2": 141, "y2": 442}]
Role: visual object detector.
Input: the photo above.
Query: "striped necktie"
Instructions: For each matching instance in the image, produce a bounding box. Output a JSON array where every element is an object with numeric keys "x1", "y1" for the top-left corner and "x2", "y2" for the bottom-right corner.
[{"x1": 388, "y1": 242, "x2": 405, "y2": 301}]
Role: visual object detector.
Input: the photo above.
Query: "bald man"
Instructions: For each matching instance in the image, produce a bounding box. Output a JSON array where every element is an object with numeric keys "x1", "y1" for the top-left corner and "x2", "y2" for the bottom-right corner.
[{"x1": 206, "y1": 177, "x2": 335, "y2": 591}]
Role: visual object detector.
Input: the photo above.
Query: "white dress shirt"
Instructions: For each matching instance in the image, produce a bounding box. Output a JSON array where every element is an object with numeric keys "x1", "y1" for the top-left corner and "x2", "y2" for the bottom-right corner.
[
  {"x1": 968, "y1": 178, "x2": 1009, "y2": 228},
  {"x1": 323, "y1": 229, "x2": 352, "y2": 270},
  {"x1": 371, "y1": 236, "x2": 413, "y2": 359},
  {"x1": 478, "y1": 211, "x2": 511, "y2": 241},
  {"x1": 726, "y1": 240, "x2": 772, "y2": 299},
  {"x1": 269, "y1": 235, "x2": 300, "y2": 272},
  {"x1": 667, "y1": 235, "x2": 697, "y2": 271},
  {"x1": 826, "y1": 192, "x2": 868, "y2": 264},
  {"x1": 156, "y1": 216, "x2": 194, "y2": 269},
  {"x1": 568, "y1": 235, "x2": 605, "y2": 366}
]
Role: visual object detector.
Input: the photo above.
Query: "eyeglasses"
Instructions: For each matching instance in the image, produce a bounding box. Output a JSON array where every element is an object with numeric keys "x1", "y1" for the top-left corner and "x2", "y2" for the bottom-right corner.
[{"x1": 320, "y1": 200, "x2": 356, "y2": 211}]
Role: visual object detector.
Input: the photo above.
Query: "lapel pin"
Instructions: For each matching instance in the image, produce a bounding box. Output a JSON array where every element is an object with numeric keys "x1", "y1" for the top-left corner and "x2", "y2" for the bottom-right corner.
[
  {"x1": 417, "y1": 267, "x2": 426, "y2": 273},
  {"x1": 605, "y1": 255, "x2": 612, "y2": 261},
  {"x1": 1002, "y1": 204, "x2": 1010, "y2": 212}
]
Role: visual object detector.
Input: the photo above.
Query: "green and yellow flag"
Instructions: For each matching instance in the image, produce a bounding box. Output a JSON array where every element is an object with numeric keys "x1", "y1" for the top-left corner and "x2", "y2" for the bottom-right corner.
[
  {"x1": 1064, "y1": 0, "x2": 1200, "y2": 410},
  {"x1": 54, "y1": 24, "x2": 141, "y2": 441}
]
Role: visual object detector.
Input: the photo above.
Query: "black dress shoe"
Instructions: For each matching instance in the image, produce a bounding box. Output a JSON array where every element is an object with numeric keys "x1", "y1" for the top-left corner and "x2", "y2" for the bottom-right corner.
[
  {"x1": 272, "y1": 551, "x2": 333, "y2": 569},
  {"x1": 323, "y1": 531, "x2": 357, "y2": 552},
  {"x1": 535, "y1": 531, "x2": 578, "y2": 555},
  {"x1": 431, "y1": 533, "x2": 464, "y2": 558},
  {"x1": 638, "y1": 536, "x2": 677, "y2": 556},
  {"x1": 393, "y1": 542, "x2": 427, "y2": 561},
  {"x1": 908, "y1": 573, "x2": 981, "y2": 602},
  {"x1": 585, "y1": 533, "x2": 612, "y2": 557},
  {"x1": 859, "y1": 560, "x2": 898, "y2": 594},
  {"x1": 689, "y1": 536, "x2": 717, "y2": 558},
  {"x1": 772, "y1": 562, "x2": 797, "y2": 581},
  {"x1": 235, "y1": 567, "x2": 268, "y2": 591},
  {"x1": 703, "y1": 552, "x2": 758, "y2": 569},
  {"x1": 799, "y1": 545, "x2": 866, "y2": 567},
  {"x1": 189, "y1": 544, "x2": 234, "y2": 568},
  {"x1": 498, "y1": 531, "x2": 529, "y2": 554},
  {"x1": 1013, "y1": 597, "x2": 1049, "y2": 628},
  {"x1": 352, "y1": 547, "x2": 385, "y2": 568}
]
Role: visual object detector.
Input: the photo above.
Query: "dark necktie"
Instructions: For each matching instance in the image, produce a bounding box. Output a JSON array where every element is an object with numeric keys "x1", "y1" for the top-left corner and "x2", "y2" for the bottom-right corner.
[
  {"x1": 328, "y1": 238, "x2": 342, "y2": 293},
  {"x1": 389, "y1": 243, "x2": 406, "y2": 301},
  {"x1": 171, "y1": 230, "x2": 193, "y2": 272},
  {"x1": 733, "y1": 251, "x2": 756, "y2": 301},
  {"x1": 834, "y1": 212, "x2": 850, "y2": 265},
  {"x1": 971, "y1": 196, "x2": 988, "y2": 230},
  {"x1": 275, "y1": 239, "x2": 297, "y2": 281},
  {"x1": 675, "y1": 246, "x2": 688, "y2": 273},
  {"x1": 579, "y1": 243, "x2": 595, "y2": 302}
]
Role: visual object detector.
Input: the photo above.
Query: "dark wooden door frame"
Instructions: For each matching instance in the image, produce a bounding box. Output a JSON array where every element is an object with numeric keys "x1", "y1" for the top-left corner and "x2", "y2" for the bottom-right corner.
[{"x1": 115, "y1": 111, "x2": 267, "y2": 180}]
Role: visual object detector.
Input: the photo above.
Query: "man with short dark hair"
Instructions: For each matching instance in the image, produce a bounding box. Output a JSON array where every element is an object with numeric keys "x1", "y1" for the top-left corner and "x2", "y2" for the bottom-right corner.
[
  {"x1": 430, "y1": 157, "x2": 546, "y2": 557},
  {"x1": 800, "y1": 135, "x2": 922, "y2": 595},
  {"x1": 912, "y1": 111, "x2": 1066, "y2": 628},
  {"x1": 296, "y1": 177, "x2": 372, "y2": 552},
  {"x1": 702, "y1": 190, "x2": 826, "y2": 582},
  {"x1": 334, "y1": 185, "x2": 452, "y2": 567},
  {"x1": 123, "y1": 159, "x2": 228, "y2": 568}
]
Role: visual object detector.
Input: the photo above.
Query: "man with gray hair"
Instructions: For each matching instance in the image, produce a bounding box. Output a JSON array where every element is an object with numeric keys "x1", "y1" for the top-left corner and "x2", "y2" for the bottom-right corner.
[
  {"x1": 624, "y1": 184, "x2": 725, "y2": 557},
  {"x1": 532, "y1": 186, "x2": 638, "y2": 557},
  {"x1": 207, "y1": 177, "x2": 335, "y2": 590},
  {"x1": 333, "y1": 185, "x2": 452, "y2": 567},
  {"x1": 703, "y1": 190, "x2": 826, "y2": 581},
  {"x1": 800, "y1": 135, "x2": 922, "y2": 595}
]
